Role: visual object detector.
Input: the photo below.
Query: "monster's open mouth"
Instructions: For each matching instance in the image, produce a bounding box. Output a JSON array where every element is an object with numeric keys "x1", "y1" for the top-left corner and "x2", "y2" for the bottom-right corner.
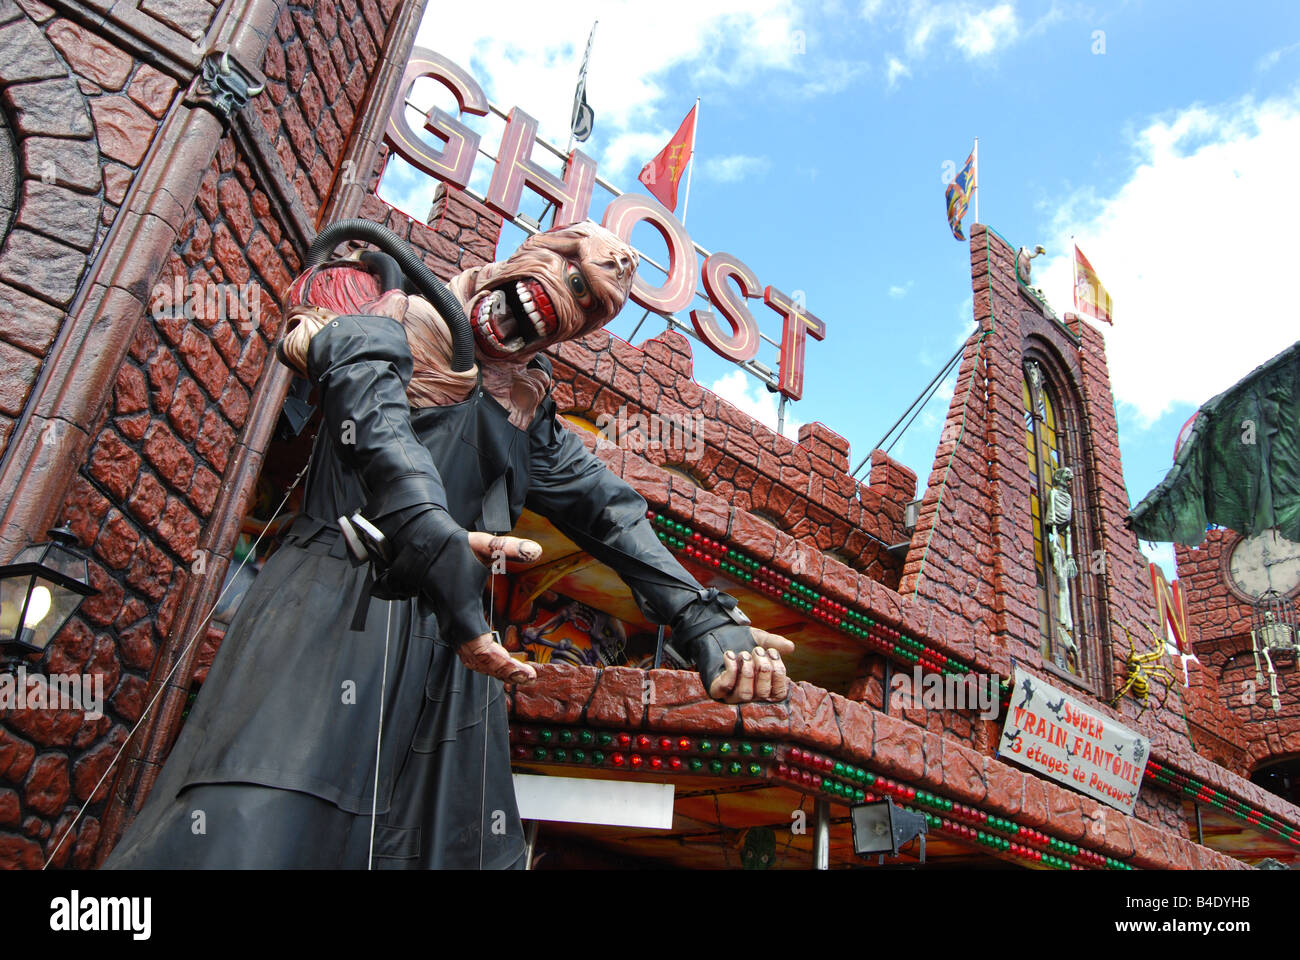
[{"x1": 473, "y1": 278, "x2": 558, "y2": 356}]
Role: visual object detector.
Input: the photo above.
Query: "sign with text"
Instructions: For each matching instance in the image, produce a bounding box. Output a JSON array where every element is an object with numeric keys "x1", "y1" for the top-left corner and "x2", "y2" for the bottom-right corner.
[
  {"x1": 384, "y1": 47, "x2": 825, "y2": 399},
  {"x1": 998, "y1": 668, "x2": 1149, "y2": 814}
]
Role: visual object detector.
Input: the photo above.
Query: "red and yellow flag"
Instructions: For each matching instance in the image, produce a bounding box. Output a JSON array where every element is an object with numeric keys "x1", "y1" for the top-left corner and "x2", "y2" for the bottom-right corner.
[
  {"x1": 638, "y1": 104, "x2": 697, "y2": 211},
  {"x1": 1073, "y1": 244, "x2": 1114, "y2": 325}
]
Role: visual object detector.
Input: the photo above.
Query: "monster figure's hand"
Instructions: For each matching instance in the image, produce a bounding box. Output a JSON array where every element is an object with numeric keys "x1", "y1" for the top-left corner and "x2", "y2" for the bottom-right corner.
[
  {"x1": 466, "y1": 532, "x2": 543, "y2": 566},
  {"x1": 706, "y1": 628, "x2": 795, "y2": 703},
  {"x1": 456, "y1": 533, "x2": 544, "y2": 686},
  {"x1": 672, "y1": 592, "x2": 797, "y2": 704}
]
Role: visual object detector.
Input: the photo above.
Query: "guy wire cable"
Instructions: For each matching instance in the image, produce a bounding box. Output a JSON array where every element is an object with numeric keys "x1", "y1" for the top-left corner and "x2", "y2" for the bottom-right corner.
[
  {"x1": 884, "y1": 347, "x2": 965, "y2": 455},
  {"x1": 850, "y1": 339, "x2": 966, "y2": 479}
]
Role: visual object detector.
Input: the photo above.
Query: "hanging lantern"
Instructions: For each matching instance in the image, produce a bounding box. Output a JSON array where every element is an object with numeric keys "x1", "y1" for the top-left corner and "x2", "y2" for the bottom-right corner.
[{"x1": 0, "y1": 526, "x2": 97, "y2": 657}]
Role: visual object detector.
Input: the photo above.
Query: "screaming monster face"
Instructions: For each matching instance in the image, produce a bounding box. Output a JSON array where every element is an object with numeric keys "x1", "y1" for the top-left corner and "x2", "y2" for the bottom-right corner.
[{"x1": 450, "y1": 221, "x2": 639, "y2": 363}]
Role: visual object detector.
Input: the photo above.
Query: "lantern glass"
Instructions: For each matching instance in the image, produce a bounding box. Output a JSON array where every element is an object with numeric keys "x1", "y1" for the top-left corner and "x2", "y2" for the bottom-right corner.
[
  {"x1": 0, "y1": 527, "x2": 96, "y2": 655},
  {"x1": 17, "y1": 576, "x2": 84, "y2": 652},
  {"x1": 42, "y1": 542, "x2": 90, "y2": 583},
  {"x1": 0, "y1": 571, "x2": 34, "y2": 639}
]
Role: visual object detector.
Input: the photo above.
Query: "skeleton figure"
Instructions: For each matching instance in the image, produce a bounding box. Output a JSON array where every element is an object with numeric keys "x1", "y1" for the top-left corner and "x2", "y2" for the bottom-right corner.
[
  {"x1": 1046, "y1": 465, "x2": 1078, "y2": 657},
  {"x1": 1252, "y1": 609, "x2": 1295, "y2": 712}
]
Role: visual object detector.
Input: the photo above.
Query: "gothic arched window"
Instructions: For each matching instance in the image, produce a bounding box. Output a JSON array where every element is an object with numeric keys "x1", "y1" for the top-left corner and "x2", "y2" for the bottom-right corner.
[{"x1": 1023, "y1": 356, "x2": 1100, "y2": 686}]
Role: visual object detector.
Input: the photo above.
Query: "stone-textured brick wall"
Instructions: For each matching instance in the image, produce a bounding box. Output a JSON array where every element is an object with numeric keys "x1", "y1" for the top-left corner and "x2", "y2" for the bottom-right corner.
[
  {"x1": 0, "y1": 0, "x2": 180, "y2": 461},
  {"x1": 547, "y1": 329, "x2": 917, "y2": 585}
]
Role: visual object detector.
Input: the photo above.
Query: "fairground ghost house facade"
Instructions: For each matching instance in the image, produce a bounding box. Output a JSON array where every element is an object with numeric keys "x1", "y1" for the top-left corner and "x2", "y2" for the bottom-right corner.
[{"x1": 0, "y1": 0, "x2": 1296, "y2": 869}]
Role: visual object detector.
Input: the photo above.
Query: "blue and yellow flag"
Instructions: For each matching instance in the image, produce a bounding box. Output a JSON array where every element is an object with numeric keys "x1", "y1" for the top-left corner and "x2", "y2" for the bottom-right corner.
[{"x1": 945, "y1": 149, "x2": 976, "y2": 240}]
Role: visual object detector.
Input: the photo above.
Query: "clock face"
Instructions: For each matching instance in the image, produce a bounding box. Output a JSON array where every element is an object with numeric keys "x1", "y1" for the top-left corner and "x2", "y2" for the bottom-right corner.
[{"x1": 1228, "y1": 530, "x2": 1300, "y2": 599}]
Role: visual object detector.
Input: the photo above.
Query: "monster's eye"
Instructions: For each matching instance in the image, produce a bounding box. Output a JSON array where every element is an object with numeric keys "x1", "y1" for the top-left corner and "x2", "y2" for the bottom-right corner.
[{"x1": 567, "y1": 269, "x2": 589, "y2": 299}]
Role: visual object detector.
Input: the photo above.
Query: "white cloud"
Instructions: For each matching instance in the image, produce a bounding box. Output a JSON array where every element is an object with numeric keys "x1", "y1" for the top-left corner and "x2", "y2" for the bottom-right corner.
[
  {"x1": 709, "y1": 369, "x2": 803, "y2": 440},
  {"x1": 888, "y1": 280, "x2": 914, "y2": 298},
  {"x1": 601, "y1": 130, "x2": 681, "y2": 182},
  {"x1": 952, "y1": 3, "x2": 1017, "y2": 56},
  {"x1": 1035, "y1": 89, "x2": 1300, "y2": 428},
  {"x1": 860, "y1": 2, "x2": 1021, "y2": 93},
  {"x1": 1258, "y1": 41, "x2": 1300, "y2": 72},
  {"x1": 699, "y1": 154, "x2": 772, "y2": 183},
  {"x1": 886, "y1": 55, "x2": 911, "y2": 87},
  {"x1": 906, "y1": 2, "x2": 1019, "y2": 59}
]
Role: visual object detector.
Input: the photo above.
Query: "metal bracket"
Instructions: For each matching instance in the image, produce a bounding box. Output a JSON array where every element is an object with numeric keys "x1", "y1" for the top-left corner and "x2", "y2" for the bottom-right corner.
[{"x1": 187, "y1": 50, "x2": 266, "y2": 126}]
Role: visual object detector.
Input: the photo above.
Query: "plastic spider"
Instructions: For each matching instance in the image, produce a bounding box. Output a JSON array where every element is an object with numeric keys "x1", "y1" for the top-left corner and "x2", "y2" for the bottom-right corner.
[{"x1": 1111, "y1": 622, "x2": 1177, "y2": 718}]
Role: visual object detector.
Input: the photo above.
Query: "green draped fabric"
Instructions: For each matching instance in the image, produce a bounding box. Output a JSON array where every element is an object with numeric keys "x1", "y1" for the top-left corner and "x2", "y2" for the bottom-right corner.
[{"x1": 1128, "y1": 340, "x2": 1300, "y2": 546}]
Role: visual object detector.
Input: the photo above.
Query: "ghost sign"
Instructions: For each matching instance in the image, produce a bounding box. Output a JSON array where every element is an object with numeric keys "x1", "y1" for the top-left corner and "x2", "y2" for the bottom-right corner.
[{"x1": 384, "y1": 47, "x2": 825, "y2": 400}]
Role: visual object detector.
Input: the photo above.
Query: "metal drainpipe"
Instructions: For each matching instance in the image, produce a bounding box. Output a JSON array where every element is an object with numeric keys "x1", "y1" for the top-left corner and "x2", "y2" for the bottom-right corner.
[
  {"x1": 88, "y1": 0, "x2": 286, "y2": 862},
  {"x1": 813, "y1": 797, "x2": 830, "y2": 869}
]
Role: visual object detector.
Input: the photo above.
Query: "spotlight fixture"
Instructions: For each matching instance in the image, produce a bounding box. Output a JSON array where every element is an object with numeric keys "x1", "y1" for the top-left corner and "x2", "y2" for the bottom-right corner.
[{"x1": 850, "y1": 797, "x2": 928, "y2": 864}]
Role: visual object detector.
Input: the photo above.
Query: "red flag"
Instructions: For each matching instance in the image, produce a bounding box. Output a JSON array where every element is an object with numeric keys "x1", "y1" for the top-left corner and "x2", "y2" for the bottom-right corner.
[
  {"x1": 638, "y1": 104, "x2": 697, "y2": 211},
  {"x1": 1073, "y1": 244, "x2": 1114, "y2": 325}
]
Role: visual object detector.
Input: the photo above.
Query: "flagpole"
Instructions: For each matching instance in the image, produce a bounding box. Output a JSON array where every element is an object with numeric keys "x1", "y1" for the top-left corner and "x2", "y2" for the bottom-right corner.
[
  {"x1": 548, "y1": 20, "x2": 597, "y2": 229},
  {"x1": 1071, "y1": 235, "x2": 1078, "y2": 312},
  {"x1": 972, "y1": 137, "x2": 979, "y2": 225},
  {"x1": 565, "y1": 21, "x2": 596, "y2": 159},
  {"x1": 680, "y1": 98, "x2": 700, "y2": 226}
]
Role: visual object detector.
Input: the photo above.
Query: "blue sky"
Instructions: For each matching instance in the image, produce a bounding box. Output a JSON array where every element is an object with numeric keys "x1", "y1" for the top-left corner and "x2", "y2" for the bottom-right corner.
[{"x1": 380, "y1": 0, "x2": 1300, "y2": 581}]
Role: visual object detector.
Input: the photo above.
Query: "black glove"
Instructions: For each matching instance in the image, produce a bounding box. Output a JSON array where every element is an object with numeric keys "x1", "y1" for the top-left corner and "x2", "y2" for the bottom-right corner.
[
  {"x1": 306, "y1": 313, "x2": 489, "y2": 645},
  {"x1": 669, "y1": 589, "x2": 757, "y2": 692}
]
